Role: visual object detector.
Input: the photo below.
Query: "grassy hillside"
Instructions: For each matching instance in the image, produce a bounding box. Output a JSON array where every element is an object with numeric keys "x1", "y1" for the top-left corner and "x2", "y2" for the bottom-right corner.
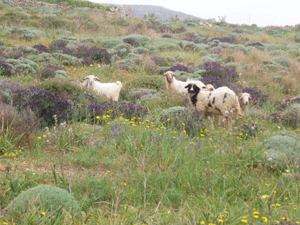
[{"x1": 1, "y1": 1, "x2": 300, "y2": 224}]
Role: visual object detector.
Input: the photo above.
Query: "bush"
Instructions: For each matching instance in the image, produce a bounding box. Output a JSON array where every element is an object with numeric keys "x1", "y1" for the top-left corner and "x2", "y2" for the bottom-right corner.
[
  {"x1": 28, "y1": 52, "x2": 57, "y2": 65},
  {"x1": 38, "y1": 64, "x2": 66, "y2": 80},
  {"x1": 123, "y1": 37, "x2": 140, "y2": 47},
  {"x1": 199, "y1": 76, "x2": 242, "y2": 94},
  {"x1": 264, "y1": 132, "x2": 300, "y2": 168},
  {"x1": 12, "y1": 87, "x2": 74, "y2": 127},
  {"x1": 124, "y1": 88, "x2": 157, "y2": 103},
  {"x1": 102, "y1": 38, "x2": 124, "y2": 49},
  {"x1": 201, "y1": 62, "x2": 239, "y2": 80},
  {"x1": 5, "y1": 57, "x2": 39, "y2": 76},
  {"x1": 8, "y1": 184, "x2": 81, "y2": 214},
  {"x1": 52, "y1": 53, "x2": 78, "y2": 66},
  {"x1": 32, "y1": 44, "x2": 50, "y2": 53},
  {"x1": 271, "y1": 57, "x2": 290, "y2": 67},
  {"x1": 83, "y1": 101, "x2": 148, "y2": 122},
  {"x1": 0, "y1": 104, "x2": 40, "y2": 147},
  {"x1": 159, "y1": 108, "x2": 205, "y2": 137},
  {"x1": 157, "y1": 43, "x2": 181, "y2": 51},
  {"x1": 169, "y1": 63, "x2": 189, "y2": 72},
  {"x1": 128, "y1": 75, "x2": 165, "y2": 90}
]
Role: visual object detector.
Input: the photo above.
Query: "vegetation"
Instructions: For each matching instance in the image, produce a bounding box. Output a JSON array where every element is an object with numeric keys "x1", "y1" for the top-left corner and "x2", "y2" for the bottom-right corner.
[{"x1": 1, "y1": 1, "x2": 300, "y2": 224}]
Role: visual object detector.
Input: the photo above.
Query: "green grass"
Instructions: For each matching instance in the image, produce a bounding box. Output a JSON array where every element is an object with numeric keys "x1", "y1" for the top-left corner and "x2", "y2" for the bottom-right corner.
[{"x1": 1, "y1": 1, "x2": 300, "y2": 224}]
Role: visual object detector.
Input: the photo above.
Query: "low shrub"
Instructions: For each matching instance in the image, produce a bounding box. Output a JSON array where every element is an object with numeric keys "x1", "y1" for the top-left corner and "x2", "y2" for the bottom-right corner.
[
  {"x1": 12, "y1": 87, "x2": 74, "y2": 127},
  {"x1": 159, "y1": 108, "x2": 205, "y2": 137},
  {"x1": 200, "y1": 76, "x2": 242, "y2": 94},
  {"x1": 8, "y1": 184, "x2": 81, "y2": 214},
  {"x1": 38, "y1": 63, "x2": 66, "y2": 79},
  {"x1": 0, "y1": 104, "x2": 40, "y2": 146}
]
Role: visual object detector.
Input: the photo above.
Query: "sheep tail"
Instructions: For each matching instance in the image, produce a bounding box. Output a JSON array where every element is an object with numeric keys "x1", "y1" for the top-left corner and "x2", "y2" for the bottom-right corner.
[{"x1": 116, "y1": 81, "x2": 122, "y2": 86}]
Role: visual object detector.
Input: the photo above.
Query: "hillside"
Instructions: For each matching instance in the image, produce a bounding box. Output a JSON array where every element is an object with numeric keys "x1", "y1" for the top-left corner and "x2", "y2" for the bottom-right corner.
[
  {"x1": 126, "y1": 4, "x2": 204, "y2": 21},
  {"x1": 1, "y1": 0, "x2": 300, "y2": 224}
]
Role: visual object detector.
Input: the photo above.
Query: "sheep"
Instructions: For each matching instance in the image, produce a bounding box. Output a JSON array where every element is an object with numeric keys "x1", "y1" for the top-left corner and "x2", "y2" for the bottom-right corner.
[
  {"x1": 185, "y1": 83, "x2": 243, "y2": 130},
  {"x1": 163, "y1": 71, "x2": 206, "y2": 94},
  {"x1": 83, "y1": 75, "x2": 123, "y2": 101},
  {"x1": 238, "y1": 93, "x2": 252, "y2": 113}
]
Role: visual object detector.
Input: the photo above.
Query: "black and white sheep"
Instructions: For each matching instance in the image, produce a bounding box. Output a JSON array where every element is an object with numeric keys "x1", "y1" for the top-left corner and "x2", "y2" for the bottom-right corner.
[
  {"x1": 185, "y1": 83, "x2": 243, "y2": 130},
  {"x1": 163, "y1": 71, "x2": 206, "y2": 94},
  {"x1": 83, "y1": 75, "x2": 123, "y2": 101}
]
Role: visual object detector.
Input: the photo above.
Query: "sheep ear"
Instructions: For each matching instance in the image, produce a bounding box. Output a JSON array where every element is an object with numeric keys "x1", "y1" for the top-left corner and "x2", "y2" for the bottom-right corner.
[
  {"x1": 173, "y1": 74, "x2": 176, "y2": 77},
  {"x1": 238, "y1": 93, "x2": 243, "y2": 100},
  {"x1": 95, "y1": 77, "x2": 100, "y2": 81},
  {"x1": 163, "y1": 73, "x2": 167, "y2": 76},
  {"x1": 249, "y1": 94, "x2": 253, "y2": 100},
  {"x1": 185, "y1": 84, "x2": 190, "y2": 89}
]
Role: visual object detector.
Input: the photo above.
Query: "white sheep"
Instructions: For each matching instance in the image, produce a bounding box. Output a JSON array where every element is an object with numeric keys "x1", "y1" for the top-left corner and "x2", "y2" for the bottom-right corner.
[
  {"x1": 83, "y1": 75, "x2": 123, "y2": 101},
  {"x1": 163, "y1": 71, "x2": 206, "y2": 94},
  {"x1": 185, "y1": 83, "x2": 243, "y2": 130},
  {"x1": 238, "y1": 93, "x2": 252, "y2": 113}
]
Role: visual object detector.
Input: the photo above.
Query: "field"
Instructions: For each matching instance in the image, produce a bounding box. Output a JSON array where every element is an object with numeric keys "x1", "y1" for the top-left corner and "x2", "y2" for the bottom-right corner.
[{"x1": 1, "y1": 1, "x2": 300, "y2": 224}]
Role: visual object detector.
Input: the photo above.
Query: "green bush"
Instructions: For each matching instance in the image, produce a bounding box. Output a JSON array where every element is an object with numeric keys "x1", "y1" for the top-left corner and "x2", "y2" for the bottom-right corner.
[
  {"x1": 128, "y1": 75, "x2": 165, "y2": 90},
  {"x1": 264, "y1": 132, "x2": 300, "y2": 168},
  {"x1": 271, "y1": 57, "x2": 290, "y2": 67},
  {"x1": 52, "y1": 53, "x2": 78, "y2": 66},
  {"x1": 28, "y1": 52, "x2": 57, "y2": 65},
  {"x1": 5, "y1": 57, "x2": 39, "y2": 76},
  {"x1": 295, "y1": 35, "x2": 300, "y2": 43},
  {"x1": 8, "y1": 184, "x2": 81, "y2": 214},
  {"x1": 102, "y1": 38, "x2": 124, "y2": 49},
  {"x1": 157, "y1": 43, "x2": 181, "y2": 52}
]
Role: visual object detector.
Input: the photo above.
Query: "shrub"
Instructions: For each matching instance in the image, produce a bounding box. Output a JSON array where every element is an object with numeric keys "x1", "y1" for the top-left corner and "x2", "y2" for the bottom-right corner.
[
  {"x1": 157, "y1": 43, "x2": 181, "y2": 51},
  {"x1": 132, "y1": 47, "x2": 149, "y2": 55},
  {"x1": 83, "y1": 101, "x2": 148, "y2": 122},
  {"x1": 49, "y1": 39, "x2": 70, "y2": 54},
  {"x1": 169, "y1": 63, "x2": 189, "y2": 72},
  {"x1": 126, "y1": 88, "x2": 158, "y2": 103},
  {"x1": 80, "y1": 57, "x2": 94, "y2": 66},
  {"x1": 237, "y1": 123, "x2": 257, "y2": 140},
  {"x1": 52, "y1": 53, "x2": 78, "y2": 66},
  {"x1": 6, "y1": 27, "x2": 45, "y2": 41},
  {"x1": 32, "y1": 44, "x2": 50, "y2": 53},
  {"x1": 123, "y1": 37, "x2": 140, "y2": 47},
  {"x1": 38, "y1": 64, "x2": 66, "y2": 79},
  {"x1": 151, "y1": 55, "x2": 169, "y2": 67},
  {"x1": 5, "y1": 57, "x2": 39, "y2": 76},
  {"x1": 8, "y1": 184, "x2": 81, "y2": 214},
  {"x1": 28, "y1": 52, "x2": 57, "y2": 65},
  {"x1": 201, "y1": 62, "x2": 239, "y2": 80},
  {"x1": 0, "y1": 104, "x2": 40, "y2": 146},
  {"x1": 159, "y1": 108, "x2": 205, "y2": 137},
  {"x1": 264, "y1": 132, "x2": 300, "y2": 168},
  {"x1": 199, "y1": 76, "x2": 242, "y2": 94},
  {"x1": 128, "y1": 75, "x2": 165, "y2": 90},
  {"x1": 0, "y1": 59, "x2": 13, "y2": 76},
  {"x1": 2, "y1": 48, "x2": 24, "y2": 59},
  {"x1": 102, "y1": 38, "x2": 124, "y2": 49},
  {"x1": 12, "y1": 87, "x2": 74, "y2": 127},
  {"x1": 271, "y1": 57, "x2": 290, "y2": 67},
  {"x1": 86, "y1": 46, "x2": 111, "y2": 64}
]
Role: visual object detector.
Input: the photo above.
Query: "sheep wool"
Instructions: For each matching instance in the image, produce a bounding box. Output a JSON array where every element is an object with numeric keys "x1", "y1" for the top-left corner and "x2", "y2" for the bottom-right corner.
[{"x1": 185, "y1": 83, "x2": 242, "y2": 130}]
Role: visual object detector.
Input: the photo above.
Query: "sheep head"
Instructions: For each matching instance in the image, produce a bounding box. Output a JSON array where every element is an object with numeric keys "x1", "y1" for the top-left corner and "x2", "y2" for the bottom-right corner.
[
  {"x1": 185, "y1": 83, "x2": 200, "y2": 94},
  {"x1": 239, "y1": 93, "x2": 252, "y2": 105},
  {"x1": 163, "y1": 71, "x2": 176, "y2": 83},
  {"x1": 83, "y1": 75, "x2": 100, "y2": 88}
]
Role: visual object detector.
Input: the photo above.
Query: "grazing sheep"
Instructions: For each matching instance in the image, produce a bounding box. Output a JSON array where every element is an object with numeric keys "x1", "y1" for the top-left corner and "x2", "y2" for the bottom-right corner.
[
  {"x1": 238, "y1": 93, "x2": 252, "y2": 113},
  {"x1": 83, "y1": 75, "x2": 123, "y2": 101},
  {"x1": 185, "y1": 83, "x2": 243, "y2": 130},
  {"x1": 163, "y1": 71, "x2": 206, "y2": 94}
]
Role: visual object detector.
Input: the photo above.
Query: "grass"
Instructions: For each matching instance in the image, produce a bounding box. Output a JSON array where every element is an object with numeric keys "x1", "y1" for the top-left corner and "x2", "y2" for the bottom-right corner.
[{"x1": 1, "y1": 1, "x2": 300, "y2": 224}]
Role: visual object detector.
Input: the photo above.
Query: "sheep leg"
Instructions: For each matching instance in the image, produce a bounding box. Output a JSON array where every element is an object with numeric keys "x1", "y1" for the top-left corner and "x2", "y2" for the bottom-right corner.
[
  {"x1": 226, "y1": 116, "x2": 232, "y2": 131},
  {"x1": 208, "y1": 115, "x2": 215, "y2": 128}
]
